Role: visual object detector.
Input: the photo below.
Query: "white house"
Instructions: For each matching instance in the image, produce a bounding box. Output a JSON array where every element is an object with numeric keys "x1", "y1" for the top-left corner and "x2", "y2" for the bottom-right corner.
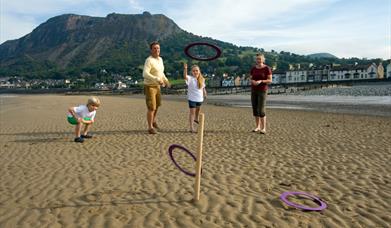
[
  {"x1": 329, "y1": 66, "x2": 350, "y2": 81},
  {"x1": 286, "y1": 70, "x2": 307, "y2": 83},
  {"x1": 329, "y1": 63, "x2": 378, "y2": 81},
  {"x1": 272, "y1": 70, "x2": 285, "y2": 84},
  {"x1": 386, "y1": 61, "x2": 391, "y2": 79},
  {"x1": 366, "y1": 63, "x2": 378, "y2": 79}
]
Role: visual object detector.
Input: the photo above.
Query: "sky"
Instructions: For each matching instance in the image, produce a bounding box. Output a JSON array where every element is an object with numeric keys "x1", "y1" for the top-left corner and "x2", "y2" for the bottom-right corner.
[{"x1": 1, "y1": 0, "x2": 390, "y2": 59}]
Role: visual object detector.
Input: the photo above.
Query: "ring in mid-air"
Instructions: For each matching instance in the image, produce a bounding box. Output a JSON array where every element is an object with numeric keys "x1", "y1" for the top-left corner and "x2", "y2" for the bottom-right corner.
[{"x1": 184, "y1": 42, "x2": 222, "y2": 61}]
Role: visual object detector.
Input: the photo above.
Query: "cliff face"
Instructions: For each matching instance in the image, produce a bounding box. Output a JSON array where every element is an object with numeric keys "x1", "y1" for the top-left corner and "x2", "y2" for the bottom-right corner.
[{"x1": 0, "y1": 12, "x2": 183, "y2": 68}]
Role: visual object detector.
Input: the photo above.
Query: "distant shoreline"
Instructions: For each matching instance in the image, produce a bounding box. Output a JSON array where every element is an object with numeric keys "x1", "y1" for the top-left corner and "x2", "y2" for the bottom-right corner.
[
  {"x1": 158, "y1": 93, "x2": 391, "y2": 117},
  {"x1": 2, "y1": 82, "x2": 390, "y2": 117},
  {"x1": 204, "y1": 94, "x2": 391, "y2": 117},
  {"x1": 1, "y1": 79, "x2": 390, "y2": 96}
]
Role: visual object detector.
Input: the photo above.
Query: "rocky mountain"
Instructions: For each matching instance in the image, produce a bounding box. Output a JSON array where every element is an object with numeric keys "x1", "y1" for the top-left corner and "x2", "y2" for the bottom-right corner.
[
  {"x1": 0, "y1": 12, "x2": 246, "y2": 79},
  {"x1": 0, "y1": 12, "x2": 184, "y2": 67}
]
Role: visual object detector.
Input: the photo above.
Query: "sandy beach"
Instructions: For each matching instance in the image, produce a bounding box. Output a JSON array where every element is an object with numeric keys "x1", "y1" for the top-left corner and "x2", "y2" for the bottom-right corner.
[{"x1": 0, "y1": 94, "x2": 390, "y2": 227}]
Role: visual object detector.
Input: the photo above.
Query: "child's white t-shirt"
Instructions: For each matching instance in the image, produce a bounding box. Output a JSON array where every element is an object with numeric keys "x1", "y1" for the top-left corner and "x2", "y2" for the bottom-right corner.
[
  {"x1": 186, "y1": 75, "x2": 205, "y2": 102},
  {"x1": 67, "y1": 105, "x2": 96, "y2": 120}
]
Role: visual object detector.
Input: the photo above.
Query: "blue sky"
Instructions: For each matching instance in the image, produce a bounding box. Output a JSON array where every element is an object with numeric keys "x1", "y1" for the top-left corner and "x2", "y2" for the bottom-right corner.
[{"x1": 1, "y1": 0, "x2": 390, "y2": 59}]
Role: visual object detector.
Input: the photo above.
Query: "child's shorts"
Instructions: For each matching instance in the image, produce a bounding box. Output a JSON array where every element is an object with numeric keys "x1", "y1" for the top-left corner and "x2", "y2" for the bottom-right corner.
[
  {"x1": 67, "y1": 116, "x2": 91, "y2": 125},
  {"x1": 188, "y1": 100, "x2": 203, "y2": 108}
]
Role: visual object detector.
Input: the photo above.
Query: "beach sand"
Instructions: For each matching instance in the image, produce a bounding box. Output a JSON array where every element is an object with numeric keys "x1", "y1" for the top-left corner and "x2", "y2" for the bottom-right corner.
[{"x1": 0, "y1": 95, "x2": 390, "y2": 227}]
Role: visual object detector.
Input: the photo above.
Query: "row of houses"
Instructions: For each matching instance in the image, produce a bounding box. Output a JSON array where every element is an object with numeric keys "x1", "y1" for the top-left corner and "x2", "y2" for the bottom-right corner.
[
  {"x1": 0, "y1": 74, "x2": 140, "y2": 89},
  {"x1": 2, "y1": 62, "x2": 391, "y2": 89},
  {"x1": 0, "y1": 78, "x2": 65, "y2": 89},
  {"x1": 0, "y1": 78, "x2": 140, "y2": 90},
  {"x1": 209, "y1": 61, "x2": 391, "y2": 87},
  {"x1": 273, "y1": 62, "x2": 390, "y2": 84}
]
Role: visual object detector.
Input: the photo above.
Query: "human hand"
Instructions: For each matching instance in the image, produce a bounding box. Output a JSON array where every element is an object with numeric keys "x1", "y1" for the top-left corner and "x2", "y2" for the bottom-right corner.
[
  {"x1": 166, "y1": 81, "x2": 171, "y2": 88},
  {"x1": 183, "y1": 62, "x2": 187, "y2": 69},
  {"x1": 82, "y1": 119, "x2": 93, "y2": 124}
]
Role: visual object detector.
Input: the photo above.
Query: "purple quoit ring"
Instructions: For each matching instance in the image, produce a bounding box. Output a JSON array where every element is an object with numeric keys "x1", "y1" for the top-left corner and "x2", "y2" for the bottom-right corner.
[
  {"x1": 280, "y1": 191, "x2": 327, "y2": 211},
  {"x1": 184, "y1": 42, "x2": 222, "y2": 61},
  {"x1": 168, "y1": 144, "x2": 197, "y2": 177}
]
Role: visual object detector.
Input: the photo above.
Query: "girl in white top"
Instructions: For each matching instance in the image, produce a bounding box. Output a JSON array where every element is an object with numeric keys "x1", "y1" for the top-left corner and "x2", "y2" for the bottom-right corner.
[{"x1": 183, "y1": 63, "x2": 207, "y2": 133}]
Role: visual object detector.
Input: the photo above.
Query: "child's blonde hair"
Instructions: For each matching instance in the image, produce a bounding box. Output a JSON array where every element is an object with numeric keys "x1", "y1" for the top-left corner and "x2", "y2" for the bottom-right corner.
[
  {"x1": 191, "y1": 65, "x2": 205, "y2": 89},
  {"x1": 87, "y1": 96, "x2": 101, "y2": 107}
]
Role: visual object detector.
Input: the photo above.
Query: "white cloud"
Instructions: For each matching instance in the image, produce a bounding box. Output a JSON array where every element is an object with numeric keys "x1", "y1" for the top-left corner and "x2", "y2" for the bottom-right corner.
[
  {"x1": 263, "y1": 36, "x2": 389, "y2": 59},
  {"x1": 1, "y1": 0, "x2": 390, "y2": 59},
  {"x1": 2, "y1": 0, "x2": 85, "y2": 15},
  {"x1": 0, "y1": 13, "x2": 36, "y2": 42},
  {"x1": 0, "y1": 0, "x2": 144, "y2": 44},
  {"x1": 172, "y1": 0, "x2": 337, "y2": 36},
  {"x1": 128, "y1": 0, "x2": 144, "y2": 12},
  {"x1": 167, "y1": 0, "x2": 390, "y2": 59}
]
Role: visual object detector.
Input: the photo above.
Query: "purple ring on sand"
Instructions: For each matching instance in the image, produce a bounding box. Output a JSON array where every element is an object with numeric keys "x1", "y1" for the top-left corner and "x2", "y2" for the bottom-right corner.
[
  {"x1": 280, "y1": 191, "x2": 327, "y2": 211},
  {"x1": 168, "y1": 144, "x2": 197, "y2": 177},
  {"x1": 184, "y1": 42, "x2": 221, "y2": 61}
]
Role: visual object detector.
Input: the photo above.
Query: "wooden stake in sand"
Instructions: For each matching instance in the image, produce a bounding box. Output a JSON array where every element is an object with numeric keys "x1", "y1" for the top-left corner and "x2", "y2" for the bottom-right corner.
[{"x1": 194, "y1": 113, "x2": 205, "y2": 201}]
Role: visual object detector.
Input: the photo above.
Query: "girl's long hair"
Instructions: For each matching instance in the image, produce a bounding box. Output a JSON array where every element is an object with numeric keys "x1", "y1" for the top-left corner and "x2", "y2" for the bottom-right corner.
[{"x1": 192, "y1": 65, "x2": 205, "y2": 89}]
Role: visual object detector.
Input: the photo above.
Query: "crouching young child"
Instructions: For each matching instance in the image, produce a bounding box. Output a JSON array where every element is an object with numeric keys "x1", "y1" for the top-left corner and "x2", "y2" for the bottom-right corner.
[{"x1": 67, "y1": 96, "x2": 101, "y2": 143}]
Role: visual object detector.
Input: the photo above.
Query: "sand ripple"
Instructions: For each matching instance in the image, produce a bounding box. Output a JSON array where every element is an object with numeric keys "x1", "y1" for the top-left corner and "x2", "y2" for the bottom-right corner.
[{"x1": 0, "y1": 95, "x2": 390, "y2": 227}]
